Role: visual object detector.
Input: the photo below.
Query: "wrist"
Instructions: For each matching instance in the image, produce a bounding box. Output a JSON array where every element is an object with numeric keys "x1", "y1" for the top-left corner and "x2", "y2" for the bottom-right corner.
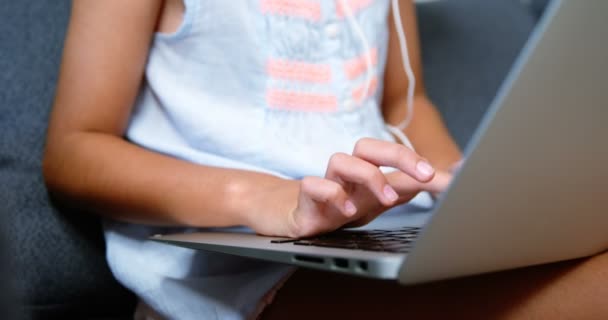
[{"x1": 238, "y1": 177, "x2": 300, "y2": 236}]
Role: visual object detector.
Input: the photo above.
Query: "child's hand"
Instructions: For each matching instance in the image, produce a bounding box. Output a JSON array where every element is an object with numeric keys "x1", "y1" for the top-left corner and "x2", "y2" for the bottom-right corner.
[{"x1": 282, "y1": 138, "x2": 450, "y2": 238}]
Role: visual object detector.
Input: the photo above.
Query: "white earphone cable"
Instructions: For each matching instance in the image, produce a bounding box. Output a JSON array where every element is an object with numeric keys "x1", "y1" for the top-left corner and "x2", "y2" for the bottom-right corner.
[{"x1": 389, "y1": 0, "x2": 416, "y2": 131}]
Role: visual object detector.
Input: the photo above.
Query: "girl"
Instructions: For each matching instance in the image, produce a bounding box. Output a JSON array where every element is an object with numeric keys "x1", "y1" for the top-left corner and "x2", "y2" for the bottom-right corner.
[{"x1": 44, "y1": 0, "x2": 463, "y2": 318}]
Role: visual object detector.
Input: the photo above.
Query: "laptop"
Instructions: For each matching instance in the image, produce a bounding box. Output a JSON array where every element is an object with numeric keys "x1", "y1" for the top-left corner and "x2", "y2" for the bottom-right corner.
[{"x1": 152, "y1": 0, "x2": 608, "y2": 285}]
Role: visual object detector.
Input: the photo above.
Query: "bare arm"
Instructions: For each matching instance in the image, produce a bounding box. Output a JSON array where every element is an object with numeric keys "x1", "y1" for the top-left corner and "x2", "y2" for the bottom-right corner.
[
  {"x1": 382, "y1": 0, "x2": 462, "y2": 171},
  {"x1": 43, "y1": 0, "x2": 296, "y2": 228}
]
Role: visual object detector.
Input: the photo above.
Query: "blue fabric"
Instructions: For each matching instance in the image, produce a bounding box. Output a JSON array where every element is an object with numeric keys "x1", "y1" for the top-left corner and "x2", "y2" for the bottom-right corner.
[
  {"x1": 530, "y1": 0, "x2": 551, "y2": 18},
  {"x1": 0, "y1": 1, "x2": 135, "y2": 318},
  {"x1": 418, "y1": 0, "x2": 535, "y2": 149},
  {"x1": 0, "y1": 221, "x2": 16, "y2": 320}
]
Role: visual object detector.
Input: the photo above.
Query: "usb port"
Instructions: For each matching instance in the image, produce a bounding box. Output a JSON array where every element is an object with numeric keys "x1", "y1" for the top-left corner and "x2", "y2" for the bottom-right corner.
[{"x1": 333, "y1": 258, "x2": 349, "y2": 269}]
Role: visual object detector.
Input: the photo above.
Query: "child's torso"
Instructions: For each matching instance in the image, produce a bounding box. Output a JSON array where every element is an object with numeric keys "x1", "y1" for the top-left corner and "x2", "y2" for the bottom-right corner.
[{"x1": 127, "y1": 0, "x2": 398, "y2": 178}]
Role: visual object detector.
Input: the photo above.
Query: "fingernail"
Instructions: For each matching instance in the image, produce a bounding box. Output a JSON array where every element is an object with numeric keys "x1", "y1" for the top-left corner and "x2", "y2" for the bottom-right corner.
[
  {"x1": 344, "y1": 200, "x2": 357, "y2": 216},
  {"x1": 416, "y1": 160, "x2": 435, "y2": 177},
  {"x1": 383, "y1": 185, "x2": 399, "y2": 202}
]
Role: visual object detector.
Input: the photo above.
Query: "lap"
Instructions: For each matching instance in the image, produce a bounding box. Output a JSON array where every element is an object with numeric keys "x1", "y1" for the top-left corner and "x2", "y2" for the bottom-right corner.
[{"x1": 261, "y1": 251, "x2": 608, "y2": 320}]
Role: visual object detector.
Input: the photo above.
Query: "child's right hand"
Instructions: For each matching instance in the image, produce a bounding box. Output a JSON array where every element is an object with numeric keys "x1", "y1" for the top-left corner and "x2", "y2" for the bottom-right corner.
[{"x1": 251, "y1": 138, "x2": 452, "y2": 238}]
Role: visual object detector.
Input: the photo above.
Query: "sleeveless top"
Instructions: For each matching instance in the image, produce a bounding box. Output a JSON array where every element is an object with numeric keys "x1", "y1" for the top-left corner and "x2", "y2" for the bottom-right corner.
[{"x1": 104, "y1": 1, "x2": 432, "y2": 319}]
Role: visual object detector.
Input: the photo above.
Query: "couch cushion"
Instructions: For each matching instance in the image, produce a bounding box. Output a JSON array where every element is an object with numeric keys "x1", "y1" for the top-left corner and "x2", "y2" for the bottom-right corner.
[
  {"x1": 417, "y1": 0, "x2": 535, "y2": 149},
  {"x1": 0, "y1": 1, "x2": 135, "y2": 318},
  {"x1": 0, "y1": 223, "x2": 17, "y2": 320}
]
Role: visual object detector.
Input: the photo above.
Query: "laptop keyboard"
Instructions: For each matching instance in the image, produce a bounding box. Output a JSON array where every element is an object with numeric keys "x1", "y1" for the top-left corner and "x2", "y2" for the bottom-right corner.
[{"x1": 270, "y1": 227, "x2": 421, "y2": 253}]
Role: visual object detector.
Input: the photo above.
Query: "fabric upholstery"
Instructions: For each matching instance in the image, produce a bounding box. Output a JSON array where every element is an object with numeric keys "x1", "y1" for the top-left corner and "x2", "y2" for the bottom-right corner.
[
  {"x1": 530, "y1": 0, "x2": 551, "y2": 18},
  {"x1": 0, "y1": 1, "x2": 135, "y2": 318},
  {"x1": 418, "y1": 0, "x2": 535, "y2": 149},
  {"x1": 1, "y1": 222, "x2": 17, "y2": 320}
]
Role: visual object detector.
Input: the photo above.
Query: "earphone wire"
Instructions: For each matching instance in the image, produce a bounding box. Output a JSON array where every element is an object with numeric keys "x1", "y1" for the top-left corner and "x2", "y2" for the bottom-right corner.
[{"x1": 389, "y1": 0, "x2": 416, "y2": 131}]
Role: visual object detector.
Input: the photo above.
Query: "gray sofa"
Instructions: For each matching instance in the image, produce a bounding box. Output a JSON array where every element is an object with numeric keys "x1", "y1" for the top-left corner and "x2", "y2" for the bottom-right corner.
[
  {"x1": 0, "y1": 0, "x2": 542, "y2": 318},
  {"x1": 1, "y1": 224, "x2": 16, "y2": 319}
]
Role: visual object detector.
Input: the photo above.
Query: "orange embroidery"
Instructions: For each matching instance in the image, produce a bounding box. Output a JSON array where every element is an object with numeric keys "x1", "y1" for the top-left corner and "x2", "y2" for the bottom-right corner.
[
  {"x1": 267, "y1": 59, "x2": 332, "y2": 83},
  {"x1": 352, "y1": 76, "x2": 378, "y2": 102},
  {"x1": 260, "y1": 0, "x2": 322, "y2": 21},
  {"x1": 336, "y1": 0, "x2": 374, "y2": 17},
  {"x1": 344, "y1": 47, "x2": 378, "y2": 80},
  {"x1": 267, "y1": 90, "x2": 338, "y2": 112}
]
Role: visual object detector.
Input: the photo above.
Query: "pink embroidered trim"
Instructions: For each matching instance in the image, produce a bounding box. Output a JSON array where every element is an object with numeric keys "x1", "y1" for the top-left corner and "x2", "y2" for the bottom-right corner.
[
  {"x1": 352, "y1": 76, "x2": 378, "y2": 102},
  {"x1": 260, "y1": 0, "x2": 322, "y2": 21},
  {"x1": 344, "y1": 47, "x2": 378, "y2": 80},
  {"x1": 267, "y1": 59, "x2": 332, "y2": 83},
  {"x1": 336, "y1": 0, "x2": 374, "y2": 17},
  {"x1": 267, "y1": 90, "x2": 338, "y2": 112}
]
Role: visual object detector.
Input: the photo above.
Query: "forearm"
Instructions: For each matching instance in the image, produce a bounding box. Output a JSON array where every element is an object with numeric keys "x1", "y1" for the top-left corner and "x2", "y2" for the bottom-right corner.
[
  {"x1": 385, "y1": 95, "x2": 462, "y2": 171},
  {"x1": 44, "y1": 1, "x2": 303, "y2": 232},
  {"x1": 43, "y1": 131, "x2": 297, "y2": 228}
]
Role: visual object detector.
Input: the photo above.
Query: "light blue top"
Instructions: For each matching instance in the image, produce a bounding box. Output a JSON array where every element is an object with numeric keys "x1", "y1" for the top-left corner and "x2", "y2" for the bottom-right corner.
[{"x1": 104, "y1": 1, "x2": 432, "y2": 319}]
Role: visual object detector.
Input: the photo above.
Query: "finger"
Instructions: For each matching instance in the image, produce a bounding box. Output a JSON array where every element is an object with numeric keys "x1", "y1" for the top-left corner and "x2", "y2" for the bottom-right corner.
[
  {"x1": 423, "y1": 170, "x2": 452, "y2": 195},
  {"x1": 386, "y1": 172, "x2": 426, "y2": 200},
  {"x1": 352, "y1": 138, "x2": 435, "y2": 182},
  {"x1": 387, "y1": 170, "x2": 452, "y2": 197},
  {"x1": 300, "y1": 176, "x2": 357, "y2": 218},
  {"x1": 325, "y1": 152, "x2": 398, "y2": 206}
]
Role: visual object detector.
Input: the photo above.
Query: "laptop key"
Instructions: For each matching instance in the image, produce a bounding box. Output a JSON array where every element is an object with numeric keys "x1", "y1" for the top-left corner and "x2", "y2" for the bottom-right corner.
[
  {"x1": 270, "y1": 239, "x2": 298, "y2": 244},
  {"x1": 293, "y1": 241, "x2": 314, "y2": 246}
]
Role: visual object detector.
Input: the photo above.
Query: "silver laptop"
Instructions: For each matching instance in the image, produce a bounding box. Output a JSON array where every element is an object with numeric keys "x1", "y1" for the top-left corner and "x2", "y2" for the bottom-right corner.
[{"x1": 152, "y1": 0, "x2": 608, "y2": 285}]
